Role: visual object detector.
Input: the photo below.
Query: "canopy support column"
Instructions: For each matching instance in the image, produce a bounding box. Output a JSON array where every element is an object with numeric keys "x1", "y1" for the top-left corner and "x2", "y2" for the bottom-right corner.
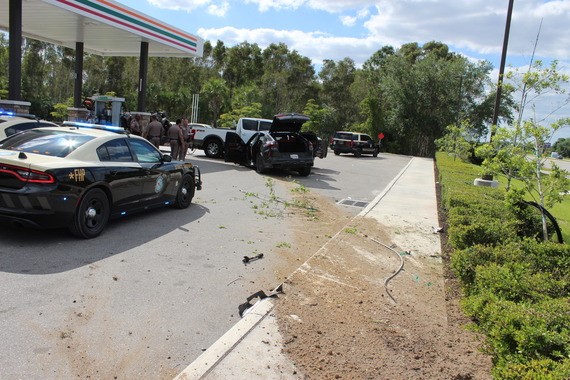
[
  {"x1": 73, "y1": 42, "x2": 84, "y2": 108},
  {"x1": 8, "y1": 0, "x2": 22, "y2": 100},
  {"x1": 137, "y1": 41, "x2": 149, "y2": 112}
]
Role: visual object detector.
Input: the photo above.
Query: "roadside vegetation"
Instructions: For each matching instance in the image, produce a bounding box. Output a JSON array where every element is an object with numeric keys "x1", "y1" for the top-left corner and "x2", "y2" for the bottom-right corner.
[
  {"x1": 435, "y1": 54, "x2": 570, "y2": 378},
  {"x1": 436, "y1": 152, "x2": 570, "y2": 379},
  {"x1": 1, "y1": 35, "x2": 504, "y2": 158}
]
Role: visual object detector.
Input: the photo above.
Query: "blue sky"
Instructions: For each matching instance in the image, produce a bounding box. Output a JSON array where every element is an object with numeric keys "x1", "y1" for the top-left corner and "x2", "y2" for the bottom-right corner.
[{"x1": 120, "y1": 0, "x2": 570, "y2": 138}]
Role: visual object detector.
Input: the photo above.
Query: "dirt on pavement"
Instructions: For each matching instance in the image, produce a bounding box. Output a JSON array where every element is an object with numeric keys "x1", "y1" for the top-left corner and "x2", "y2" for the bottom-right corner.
[{"x1": 272, "y1": 181, "x2": 493, "y2": 380}]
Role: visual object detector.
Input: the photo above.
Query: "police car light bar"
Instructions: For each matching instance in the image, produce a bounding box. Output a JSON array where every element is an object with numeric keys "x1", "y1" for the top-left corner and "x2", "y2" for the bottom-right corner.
[
  {"x1": 0, "y1": 110, "x2": 38, "y2": 119},
  {"x1": 62, "y1": 121, "x2": 126, "y2": 134}
]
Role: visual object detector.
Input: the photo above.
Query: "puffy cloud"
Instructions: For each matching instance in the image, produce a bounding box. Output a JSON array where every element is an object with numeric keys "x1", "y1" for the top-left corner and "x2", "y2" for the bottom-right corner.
[
  {"x1": 165, "y1": 0, "x2": 570, "y2": 66},
  {"x1": 207, "y1": 1, "x2": 229, "y2": 17},
  {"x1": 148, "y1": 0, "x2": 219, "y2": 13},
  {"x1": 241, "y1": 0, "x2": 373, "y2": 12},
  {"x1": 197, "y1": 26, "x2": 394, "y2": 66}
]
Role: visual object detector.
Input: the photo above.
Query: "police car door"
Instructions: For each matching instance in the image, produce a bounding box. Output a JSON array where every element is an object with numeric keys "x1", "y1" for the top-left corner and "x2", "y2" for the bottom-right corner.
[
  {"x1": 97, "y1": 138, "x2": 146, "y2": 210},
  {"x1": 128, "y1": 138, "x2": 176, "y2": 203}
]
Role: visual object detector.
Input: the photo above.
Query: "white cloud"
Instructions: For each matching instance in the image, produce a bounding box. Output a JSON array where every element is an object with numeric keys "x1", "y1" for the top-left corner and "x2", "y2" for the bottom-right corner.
[
  {"x1": 360, "y1": 0, "x2": 570, "y2": 62},
  {"x1": 185, "y1": 0, "x2": 570, "y2": 68},
  {"x1": 207, "y1": 1, "x2": 229, "y2": 17},
  {"x1": 148, "y1": 0, "x2": 220, "y2": 13},
  {"x1": 197, "y1": 26, "x2": 392, "y2": 66},
  {"x1": 243, "y1": 0, "x2": 374, "y2": 13},
  {"x1": 340, "y1": 15, "x2": 357, "y2": 27}
]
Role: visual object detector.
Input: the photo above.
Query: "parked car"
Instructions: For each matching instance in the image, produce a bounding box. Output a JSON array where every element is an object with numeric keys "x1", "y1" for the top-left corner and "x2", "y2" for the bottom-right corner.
[
  {"x1": 331, "y1": 131, "x2": 380, "y2": 157},
  {"x1": 225, "y1": 113, "x2": 315, "y2": 176},
  {"x1": 0, "y1": 114, "x2": 59, "y2": 140},
  {"x1": 300, "y1": 131, "x2": 328, "y2": 159},
  {"x1": 0, "y1": 125, "x2": 202, "y2": 238}
]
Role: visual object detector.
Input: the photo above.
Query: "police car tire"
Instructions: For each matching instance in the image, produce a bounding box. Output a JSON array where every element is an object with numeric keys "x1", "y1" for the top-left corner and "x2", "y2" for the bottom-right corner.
[
  {"x1": 174, "y1": 174, "x2": 195, "y2": 209},
  {"x1": 69, "y1": 188, "x2": 110, "y2": 239}
]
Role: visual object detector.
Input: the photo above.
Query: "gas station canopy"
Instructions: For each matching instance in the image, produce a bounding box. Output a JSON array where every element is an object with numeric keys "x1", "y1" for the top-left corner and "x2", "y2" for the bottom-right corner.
[{"x1": 0, "y1": 0, "x2": 204, "y2": 57}]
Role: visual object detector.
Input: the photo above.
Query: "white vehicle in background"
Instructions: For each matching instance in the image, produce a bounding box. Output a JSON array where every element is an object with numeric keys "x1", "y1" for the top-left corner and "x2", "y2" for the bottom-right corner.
[
  {"x1": 0, "y1": 113, "x2": 59, "y2": 140},
  {"x1": 192, "y1": 118, "x2": 272, "y2": 158}
]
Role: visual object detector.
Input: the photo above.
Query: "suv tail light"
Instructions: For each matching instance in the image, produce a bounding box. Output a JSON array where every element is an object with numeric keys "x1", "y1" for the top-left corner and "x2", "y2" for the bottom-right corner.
[{"x1": 0, "y1": 164, "x2": 55, "y2": 184}]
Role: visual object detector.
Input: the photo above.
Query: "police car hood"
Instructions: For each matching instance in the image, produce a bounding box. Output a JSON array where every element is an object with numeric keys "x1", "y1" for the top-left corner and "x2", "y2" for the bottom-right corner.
[{"x1": 270, "y1": 113, "x2": 310, "y2": 133}]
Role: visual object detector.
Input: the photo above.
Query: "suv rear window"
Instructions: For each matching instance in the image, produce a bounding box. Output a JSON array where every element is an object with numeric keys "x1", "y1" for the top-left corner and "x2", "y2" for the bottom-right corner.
[
  {"x1": 0, "y1": 129, "x2": 94, "y2": 157},
  {"x1": 334, "y1": 132, "x2": 354, "y2": 140}
]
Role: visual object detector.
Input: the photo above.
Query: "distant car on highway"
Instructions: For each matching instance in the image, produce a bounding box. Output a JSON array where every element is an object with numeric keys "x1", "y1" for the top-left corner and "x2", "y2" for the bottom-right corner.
[
  {"x1": 331, "y1": 131, "x2": 380, "y2": 157},
  {"x1": 0, "y1": 125, "x2": 202, "y2": 238}
]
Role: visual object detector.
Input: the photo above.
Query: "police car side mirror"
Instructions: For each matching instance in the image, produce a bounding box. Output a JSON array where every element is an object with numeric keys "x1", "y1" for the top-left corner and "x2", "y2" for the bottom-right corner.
[{"x1": 162, "y1": 154, "x2": 172, "y2": 162}]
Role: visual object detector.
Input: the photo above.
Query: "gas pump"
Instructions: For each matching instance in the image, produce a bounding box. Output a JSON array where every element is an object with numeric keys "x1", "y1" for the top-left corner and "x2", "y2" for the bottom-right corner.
[{"x1": 89, "y1": 95, "x2": 125, "y2": 127}]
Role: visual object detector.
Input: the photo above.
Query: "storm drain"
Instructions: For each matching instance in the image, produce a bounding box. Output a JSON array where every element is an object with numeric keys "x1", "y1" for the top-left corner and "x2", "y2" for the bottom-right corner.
[{"x1": 337, "y1": 198, "x2": 369, "y2": 208}]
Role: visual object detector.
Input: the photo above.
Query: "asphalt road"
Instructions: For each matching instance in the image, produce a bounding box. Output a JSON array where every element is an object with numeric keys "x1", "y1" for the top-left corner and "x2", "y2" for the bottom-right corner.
[{"x1": 0, "y1": 150, "x2": 411, "y2": 379}]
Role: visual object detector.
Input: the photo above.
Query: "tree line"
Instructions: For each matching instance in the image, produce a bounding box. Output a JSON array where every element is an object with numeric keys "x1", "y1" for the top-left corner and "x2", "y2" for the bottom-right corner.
[{"x1": 0, "y1": 34, "x2": 510, "y2": 157}]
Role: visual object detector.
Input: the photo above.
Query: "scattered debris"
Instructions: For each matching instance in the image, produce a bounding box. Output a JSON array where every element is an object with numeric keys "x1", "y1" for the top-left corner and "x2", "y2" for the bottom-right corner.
[
  {"x1": 433, "y1": 226, "x2": 444, "y2": 233},
  {"x1": 238, "y1": 284, "x2": 283, "y2": 317},
  {"x1": 242, "y1": 253, "x2": 264, "y2": 264}
]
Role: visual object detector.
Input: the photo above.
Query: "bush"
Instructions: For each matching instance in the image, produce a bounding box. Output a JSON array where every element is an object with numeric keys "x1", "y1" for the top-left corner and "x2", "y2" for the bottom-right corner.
[{"x1": 436, "y1": 151, "x2": 570, "y2": 379}]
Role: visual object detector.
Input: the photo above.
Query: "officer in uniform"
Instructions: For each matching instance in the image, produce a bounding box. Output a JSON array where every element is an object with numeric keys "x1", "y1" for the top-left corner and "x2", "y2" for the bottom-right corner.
[
  {"x1": 178, "y1": 117, "x2": 190, "y2": 161},
  {"x1": 168, "y1": 119, "x2": 184, "y2": 160},
  {"x1": 145, "y1": 114, "x2": 164, "y2": 148}
]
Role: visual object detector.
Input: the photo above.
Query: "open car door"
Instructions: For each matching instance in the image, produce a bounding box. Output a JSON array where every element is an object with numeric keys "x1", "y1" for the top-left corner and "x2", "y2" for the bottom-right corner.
[{"x1": 224, "y1": 131, "x2": 246, "y2": 163}]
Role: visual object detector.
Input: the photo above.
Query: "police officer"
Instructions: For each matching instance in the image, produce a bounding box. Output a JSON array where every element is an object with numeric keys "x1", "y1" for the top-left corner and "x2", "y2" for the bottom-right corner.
[
  {"x1": 178, "y1": 117, "x2": 190, "y2": 161},
  {"x1": 168, "y1": 119, "x2": 184, "y2": 160},
  {"x1": 145, "y1": 114, "x2": 164, "y2": 148}
]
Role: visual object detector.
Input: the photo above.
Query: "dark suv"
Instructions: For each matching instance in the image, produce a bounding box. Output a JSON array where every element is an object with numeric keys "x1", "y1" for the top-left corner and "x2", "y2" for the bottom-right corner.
[{"x1": 331, "y1": 131, "x2": 379, "y2": 157}]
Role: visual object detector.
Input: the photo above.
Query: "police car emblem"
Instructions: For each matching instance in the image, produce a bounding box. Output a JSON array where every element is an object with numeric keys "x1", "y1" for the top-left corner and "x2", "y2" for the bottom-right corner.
[{"x1": 155, "y1": 175, "x2": 166, "y2": 193}]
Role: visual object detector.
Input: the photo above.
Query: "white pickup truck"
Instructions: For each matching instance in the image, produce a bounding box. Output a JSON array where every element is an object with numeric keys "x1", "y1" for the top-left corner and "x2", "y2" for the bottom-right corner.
[{"x1": 191, "y1": 118, "x2": 272, "y2": 158}]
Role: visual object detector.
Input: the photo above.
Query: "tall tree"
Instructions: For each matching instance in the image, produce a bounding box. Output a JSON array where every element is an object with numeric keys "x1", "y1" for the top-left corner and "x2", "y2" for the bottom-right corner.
[
  {"x1": 319, "y1": 57, "x2": 357, "y2": 130},
  {"x1": 222, "y1": 42, "x2": 263, "y2": 102},
  {"x1": 0, "y1": 33, "x2": 9, "y2": 99},
  {"x1": 260, "y1": 43, "x2": 315, "y2": 116}
]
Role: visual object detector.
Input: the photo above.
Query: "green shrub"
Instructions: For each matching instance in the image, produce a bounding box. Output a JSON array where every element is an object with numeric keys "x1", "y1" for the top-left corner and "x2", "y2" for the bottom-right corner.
[
  {"x1": 494, "y1": 357, "x2": 570, "y2": 380},
  {"x1": 436, "y1": 151, "x2": 570, "y2": 378},
  {"x1": 463, "y1": 297, "x2": 570, "y2": 362}
]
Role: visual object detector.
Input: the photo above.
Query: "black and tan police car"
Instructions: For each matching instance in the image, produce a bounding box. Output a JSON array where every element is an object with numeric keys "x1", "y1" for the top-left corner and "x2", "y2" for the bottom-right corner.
[{"x1": 0, "y1": 123, "x2": 201, "y2": 238}]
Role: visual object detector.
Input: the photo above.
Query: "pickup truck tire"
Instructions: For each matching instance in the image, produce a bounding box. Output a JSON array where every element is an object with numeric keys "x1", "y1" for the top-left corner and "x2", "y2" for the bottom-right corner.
[
  {"x1": 354, "y1": 148, "x2": 362, "y2": 157},
  {"x1": 298, "y1": 167, "x2": 311, "y2": 176},
  {"x1": 334, "y1": 150, "x2": 340, "y2": 156},
  {"x1": 373, "y1": 148, "x2": 379, "y2": 158},
  {"x1": 204, "y1": 139, "x2": 223, "y2": 158}
]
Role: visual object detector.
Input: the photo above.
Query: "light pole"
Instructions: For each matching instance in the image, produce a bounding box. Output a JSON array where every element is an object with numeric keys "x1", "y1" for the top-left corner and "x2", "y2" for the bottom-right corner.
[{"x1": 491, "y1": 0, "x2": 515, "y2": 138}]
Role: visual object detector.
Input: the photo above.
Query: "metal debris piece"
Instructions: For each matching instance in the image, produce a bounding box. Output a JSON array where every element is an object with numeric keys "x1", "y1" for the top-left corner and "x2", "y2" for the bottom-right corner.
[
  {"x1": 238, "y1": 284, "x2": 284, "y2": 317},
  {"x1": 242, "y1": 253, "x2": 264, "y2": 264}
]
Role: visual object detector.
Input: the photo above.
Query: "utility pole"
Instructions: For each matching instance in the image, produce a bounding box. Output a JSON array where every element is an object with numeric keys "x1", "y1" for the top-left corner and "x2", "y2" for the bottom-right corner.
[{"x1": 491, "y1": 0, "x2": 515, "y2": 138}]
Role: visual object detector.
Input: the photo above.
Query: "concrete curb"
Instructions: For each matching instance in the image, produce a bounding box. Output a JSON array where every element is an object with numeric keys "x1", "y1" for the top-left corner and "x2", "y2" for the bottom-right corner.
[
  {"x1": 173, "y1": 299, "x2": 275, "y2": 380},
  {"x1": 173, "y1": 156, "x2": 424, "y2": 380}
]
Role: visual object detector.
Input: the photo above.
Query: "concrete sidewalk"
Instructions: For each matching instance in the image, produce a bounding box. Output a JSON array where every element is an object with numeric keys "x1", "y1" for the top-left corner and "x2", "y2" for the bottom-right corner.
[{"x1": 174, "y1": 156, "x2": 440, "y2": 380}]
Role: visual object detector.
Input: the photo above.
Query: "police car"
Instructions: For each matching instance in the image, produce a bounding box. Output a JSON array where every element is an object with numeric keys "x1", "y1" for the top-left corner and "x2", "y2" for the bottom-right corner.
[
  {"x1": 0, "y1": 112, "x2": 59, "y2": 139},
  {"x1": 0, "y1": 123, "x2": 202, "y2": 238}
]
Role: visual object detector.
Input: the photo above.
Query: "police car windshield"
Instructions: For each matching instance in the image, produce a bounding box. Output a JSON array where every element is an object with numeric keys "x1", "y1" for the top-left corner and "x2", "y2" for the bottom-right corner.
[{"x1": 0, "y1": 129, "x2": 94, "y2": 157}]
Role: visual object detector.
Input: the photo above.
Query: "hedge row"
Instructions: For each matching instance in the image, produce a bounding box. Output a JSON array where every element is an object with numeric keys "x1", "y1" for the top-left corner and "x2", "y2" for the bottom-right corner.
[{"x1": 435, "y1": 152, "x2": 570, "y2": 379}]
